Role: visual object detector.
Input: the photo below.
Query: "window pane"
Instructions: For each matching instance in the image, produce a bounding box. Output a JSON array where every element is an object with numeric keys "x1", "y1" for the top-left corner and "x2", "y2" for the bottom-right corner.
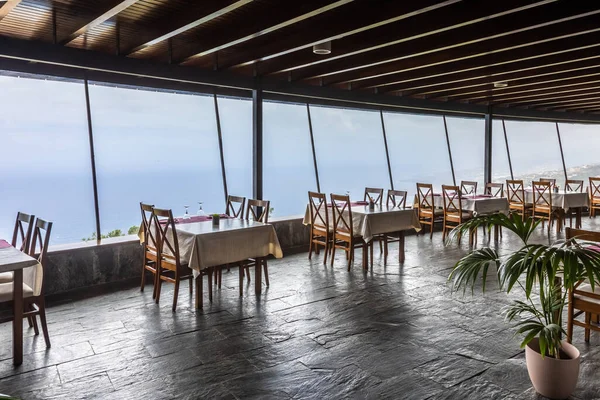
[
  {"x1": 446, "y1": 116, "x2": 485, "y2": 190},
  {"x1": 384, "y1": 112, "x2": 453, "y2": 195},
  {"x1": 492, "y1": 120, "x2": 512, "y2": 183},
  {"x1": 504, "y1": 120, "x2": 564, "y2": 184},
  {"x1": 218, "y1": 96, "x2": 253, "y2": 199},
  {"x1": 0, "y1": 75, "x2": 95, "y2": 245},
  {"x1": 91, "y1": 84, "x2": 224, "y2": 237},
  {"x1": 311, "y1": 106, "x2": 389, "y2": 199},
  {"x1": 558, "y1": 122, "x2": 600, "y2": 183},
  {"x1": 264, "y1": 102, "x2": 316, "y2": 217}
]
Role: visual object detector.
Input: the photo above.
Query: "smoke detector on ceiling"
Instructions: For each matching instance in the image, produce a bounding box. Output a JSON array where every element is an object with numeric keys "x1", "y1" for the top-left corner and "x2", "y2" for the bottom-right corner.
[{"x1": 313, "y1": 41, "x2": 332, "y2": 55}]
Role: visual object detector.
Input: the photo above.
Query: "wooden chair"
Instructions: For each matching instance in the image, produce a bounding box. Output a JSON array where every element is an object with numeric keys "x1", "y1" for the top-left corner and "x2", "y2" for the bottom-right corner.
[
  {"x1": 589, "y1": 178, "x2": 600, "y2": 218},
  {"x1": 540, "y1": 178, "x2": 557, "y2": 187},
  {"x1": 139, "y1": 203, "x2": 159, "y2": 298},
  {"x1": 364, "y1": 187, "x2": 384, "y2": 207},
  {"x1": 565, "y1": 180, "x2": 584, "y2": 228},
  {"x1": 441, "y1": 185, "x2": 472, "y2": 242},
  {"x1": 0, "y1": 218, "x2": 53, "y2": 348},
  {"x1": 330, "y1": 194, "x2": 370, "y2": 271},
  {"x1": 237, "y1": 199, "x2": 271, "y2": 293},
  {"x1": 485, "y1": 183, "x2": 504, "y2": 198},
  {"x1": 566, "y1": 227, "x2": 600, "y2": 343},
  {"x1": 0, "y1": 212, "x2": 35, "y2": 284},
  {"x1": 460, "y1": 181, "x2": 478, "y2": 196},
  {"x1": 532, "y1": 181, "x2": 563, "y2": 235},
  {"x1": 416, "y1": 183, "x2": 442, "y2": 239},
  {"x1": 308, "y1": 191, "x2": 331, "y2": 265},
  {"x1": 226, "y1": 195, "x2": 246, "y2": 218},
  {"x1": 380, "y1": 190, "x2": 408, "y2": 264},
  {"x1": 153, "y1": 207, "x2": 195, "y2": 312},
  {"x1": 506, "y1": 180, "x2": 532, "y2": 217}
]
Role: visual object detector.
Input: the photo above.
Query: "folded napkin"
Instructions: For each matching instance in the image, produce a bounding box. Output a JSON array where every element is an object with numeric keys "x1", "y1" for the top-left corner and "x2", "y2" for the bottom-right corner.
[
  {"x1": 161, "y1": 214, "x2": 231, "y2": 224},
  {"x1": 0, "y1": 239, "x2": 11, "y2": 249}
]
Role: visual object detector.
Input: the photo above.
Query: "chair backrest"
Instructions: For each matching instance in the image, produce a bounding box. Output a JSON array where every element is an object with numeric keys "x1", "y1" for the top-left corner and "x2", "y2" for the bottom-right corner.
[
  {"x1": 29, "y1": 218, "x2": 52, "y2": 294},
  {"x1": 308, "y1": 191, "x2": 329, "y2": 229},
  {"x1": 506, "y1": 180, "x2": 525, "y2": 206},
  {"x1": 566, "y1": 227, "x2": 600, "y2": 242},
  {"x1": 460, "y1": 181, "x2": 477, "y2": 195},
  {"x1": 246, "y1": 199, "x2": 270, "y2": 223},
  {"x1": 226, "y1": 195, "x2": 246, "y2": 218},
  {"x1": 364, "y1": 187, "x2": 384, "y2": 207},
  {"x1": 139, "y1": 202, "x2": 155, "y2": 247},
  {"x1": 416, "y1": 183, "x2": 434, "y2": 213},
  {"x1": 442, "y1": 185, "x2": 462, "y2": 214},
  {"x1": 12, "y1": 212, "x2": 35, "y2": 253},
  {"x1": 387, "y1": 190, "x2": 407, "y2": 209},
  {"x1": 485, "y1": 182, "x2": 504, "y2": 198},
  {"x1": 539, "y1": 178, "x2": 556, "y2": 187},
  {"x1": 152, "y1": 207, "x2": 181, "y2": 268},
  {"x1": 330, "y1": 193, "x2": 353, "y2": 237},
  {"x1": 565, "y1": 179, "x2": 584, "y2": 193},
  {"x1": 532, "y1": 181, "x2": 553, "y2": 211},
  {"x1": 589, "y1": 178, "x2": 600, "y2": 199}
]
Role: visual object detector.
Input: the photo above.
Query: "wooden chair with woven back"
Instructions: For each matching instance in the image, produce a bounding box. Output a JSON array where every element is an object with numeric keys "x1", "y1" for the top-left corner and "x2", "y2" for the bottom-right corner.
[
  {"x1": 330, "y1": 193, "x2": 370, "y2": 271},
  {"x1": 460, "y1": 181, "x2": 478, "y2": 196},
  {"x1": 0, "y1": 212, "x2": 35, "y2": 284},
  {"x1": 139, "y1": 203, "x2": 159, "y2": 298},
  {"x1": 153, "y1": 207, "x2": 196, "y2": 311},
  {"x1": 564, "y1": 180, "x2": 584, "y2": 228},
  {"x1": 589, "y1": 177, "x2": 600, "y2": 217},
  {"x1": 379, "y1": 190, "x2": 408, "y2": 264},
  {"x1": 416, "y1": 183, "x2": 442, "y2": 239},
  {"x1": 308, "y1": 191, "x2": 331, "y2": 265},
  {"x1": 566, "y1": 227, "x2": 600, "y2": 343},
  {"x1": 364, "y1": 187, "x2": 384, "y2": 207},
  {"x1": 485, "y1": 182, "x2": 504, "y2": 198},
  {"x1": 0, "y1": 218, "x2": 53, "y2": 348},
  {"x1": 506, "y1": 180, "x2": 532, "y2": 217},
  {"x1": 532, "y1": 181, "x2": 563, "y2": 235},
  {"x1": 441, "y1": 185, "x2": 472, "y2": 243},
  {"x1": 226, "y1": 195, "x2": 246, "y2": 218}
]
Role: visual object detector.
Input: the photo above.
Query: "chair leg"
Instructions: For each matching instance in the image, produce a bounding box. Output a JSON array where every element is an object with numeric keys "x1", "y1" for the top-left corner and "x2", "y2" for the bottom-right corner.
[
  {"x1": 155, "y1": 276, "x2": 163, "y2": 304},
  {"x1": 195, "y1": 275, "x2": 203, "y2": 309},
  {"x1": 189, "y1": 276, "x2": 193, "y2": 295},
  {"x1": 430, "y1": 220, "x2": 434, "y2": 239},
  {"x1": 567, "y1": 296, "x2": 574, "y2": 343},
  {"x1": 37, "y1": 299, "x2": 50, "y2": 348},
  {"x1": 585, "y1": 312, "x2": 592, "y2": 342},
  {"x1": 263, "y1": 261, "x2": 269, "y2": 287},
  {"x1": 172, "y1": 279, "x2": 180, "y2": 312},
  {"x1": 208, "y1": 269, "x2": 213, "y2": 303},
  {"x1": 308, "y1": 237, "x2": 314, "y2": 260},
  {"x1": 29, "y1": 303, "x2": 39, "y2": 336},
  {"x1": 369, "y1": 242, "x2": 373, "y2": 270},
  {"x1": 140, "y1": 266, "x2": 146, "y2": 292},
  {"x1": 383, "y1": 237, "x2": 388, "y2": 266},
  {"x1": 239, "y1": 264, "x2": 244, "y2": 297},
  {"x1": 245, "y1": 264, "x2": 251, "y2": 283},
  {"x1": 347, "y1": 247, "x2": 353, "y2": 271},
  {"x1": 218, "y1": 267, "x2": 223, "y2": 289},
  {"x1": 330, "y1": 244, "x2": 336, "y2": 267},
  {"x1": 323, "y1": 239, "x2": 329, "y2": 265}
]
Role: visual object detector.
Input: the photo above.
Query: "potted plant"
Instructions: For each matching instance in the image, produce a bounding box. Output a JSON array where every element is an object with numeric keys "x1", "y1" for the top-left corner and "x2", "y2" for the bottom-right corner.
[
  {"x1": 447, "y1": 213, "x2": 600, "y2": 399},
  {"x1": 211, "y1": 214, "x2": 220, "y2": 227}
]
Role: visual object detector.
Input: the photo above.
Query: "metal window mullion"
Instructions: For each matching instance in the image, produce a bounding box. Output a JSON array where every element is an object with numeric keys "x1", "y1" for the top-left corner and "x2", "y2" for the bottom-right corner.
[
  {"x1": 502, "y1": 119, "x2": 514, "y2": 180},
  {"x1": 443, "y1": 115, "x2": 456, "y2": 186},
  {"x1": 484, "y1": 110, "x2": 493, "y2": 185},
  {"x1": 555, "y1": 122, "x2": 568, "y2": 182},
  {"x1": 252, "y1": 88, "x2": 263, "y2": 200},
  {"x1": 380, "y1": 110, "x2": 394, "y2": 190},
  {"x1": 213, "y1": 94, "x2": 228, "y2": 203},
  {"x1": 84, "y1": 78, "x2": 102, "y2": 245},
  {"x1": 306, "y1": 104, "x2": 321, "y2": 193}
]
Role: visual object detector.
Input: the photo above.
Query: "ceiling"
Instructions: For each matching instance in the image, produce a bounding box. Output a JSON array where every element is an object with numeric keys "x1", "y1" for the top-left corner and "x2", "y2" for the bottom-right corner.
[{"x1": 1, "y1": 0, "x2": 600, "y2": 116}]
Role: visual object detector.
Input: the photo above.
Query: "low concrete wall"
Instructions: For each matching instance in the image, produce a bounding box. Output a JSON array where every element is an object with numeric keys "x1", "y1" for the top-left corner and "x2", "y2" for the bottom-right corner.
[{"x1": 44, "y1": 218, "x2": 310, "y2": 297}]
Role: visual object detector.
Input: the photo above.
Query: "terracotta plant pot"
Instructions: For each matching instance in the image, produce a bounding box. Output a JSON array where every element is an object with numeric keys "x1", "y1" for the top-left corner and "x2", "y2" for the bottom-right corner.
[{"x1": 525, "y1": 338, "x2": 580, "y2": 399}]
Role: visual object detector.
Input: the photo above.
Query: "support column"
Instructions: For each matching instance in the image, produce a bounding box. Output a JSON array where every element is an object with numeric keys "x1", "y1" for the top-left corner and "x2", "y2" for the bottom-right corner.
[
  {"x1": 484, "y1": 107, "x2": 493, "y2": 185},
  {"x1": 380, "y1": 110, "x2": 394, "y2": 190},
  {"x1": 213, "y1": 94, "x2": 228, "y2": 202},
  {"x1": 502, "y1": 119, "x2": 514, "y2": 180},
  {"x1": 443, "y1": 115, "x2": 456, "y2": 186},
  {"x1": 306, "y1": 104, "x2": 321, "y2": 192},
  {"x1": 252, "y1": 87, "x2": 263, "y2": 200},
  {"x1": 555, "y1": 122, "x2": 568, "y2": 182},
  {"x1": 84, "y1": 78, "x2": 102, "y2": 245}
]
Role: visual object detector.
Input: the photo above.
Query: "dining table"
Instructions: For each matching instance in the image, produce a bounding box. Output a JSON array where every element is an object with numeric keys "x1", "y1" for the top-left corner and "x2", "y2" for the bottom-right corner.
[
  {"x1": 524, "y1": 189, "x2": 589, "y2": 228},
  {"x1": 0, "y1": 239, "x2": 40, "y2": 366}
]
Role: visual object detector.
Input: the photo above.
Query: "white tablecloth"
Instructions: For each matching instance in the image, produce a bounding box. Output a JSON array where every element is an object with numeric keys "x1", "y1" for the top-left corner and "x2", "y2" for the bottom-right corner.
[
  {"x1": 415, "y1": 195, "x2": 509, "y2": 216},
  {"x1": 524, "y1": 190, "x2": 589, "y2": 209},
  {"x1": 303, "y1": 205, "x2": 421, "y2": 243}
]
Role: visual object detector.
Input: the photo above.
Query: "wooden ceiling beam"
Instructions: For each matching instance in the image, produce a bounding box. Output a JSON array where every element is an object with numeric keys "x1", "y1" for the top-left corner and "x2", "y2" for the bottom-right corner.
[
  {"x1": 504, "y1": 90, "x2": 600, "y2": 108},
  {"x1": 60, "y1": 0, "x2": 139, "y2": 45},
  {"x1": 543, "y1": 98, "x2": 600, "y2": 110},
  {"x1": 212, "y1": 0, "x2": 458, "y2": 70},
  {"x1": 310, "y1": 6, "x2": 600, "y2": 86},
  {"x1": 255, "y1": 0, "x2": 555, "y2": 77},
  {"x1": 489, "y1": 83, "x2": 600, "y2": 105},
  {"x1": 554, "y1": 103, "x2": 600, "y2": 112},
  {"x1": 0, "y1": 0, "x2": 21, "y2": 21}
]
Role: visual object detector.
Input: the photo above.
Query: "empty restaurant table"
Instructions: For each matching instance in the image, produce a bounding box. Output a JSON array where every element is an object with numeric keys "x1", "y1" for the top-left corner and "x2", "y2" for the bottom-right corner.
[
  {"x1": 0, "y1": 239, "x2": 40, "y2": 366},
  {"x1": 524, "y1": 188, "x2": 589, "y2": 228}
]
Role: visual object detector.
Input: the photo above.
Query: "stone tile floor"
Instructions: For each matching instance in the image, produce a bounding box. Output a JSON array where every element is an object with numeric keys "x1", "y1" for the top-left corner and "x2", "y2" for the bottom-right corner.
[{"x1": 1, "y1": 219, "x2": 600, "y2": 399}]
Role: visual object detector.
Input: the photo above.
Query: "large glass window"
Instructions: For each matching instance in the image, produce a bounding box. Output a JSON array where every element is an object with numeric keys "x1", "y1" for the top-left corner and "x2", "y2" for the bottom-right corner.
[
  {"x1": 384, "y1": 112, "x2": 453, "y2": 196},
  {"x1": 492, "y1": 120, "x2": 513, "y2": 183},
  {"x1": 0, "y1": 75, "x2": 95, "y2": 245},
  {"x1": 446, "y1": 116, "x2": 485, "y2": 190},
  {"x1": 310, "y1": 106, "x2": 389, "y2": 200},
  {"x1": 264, "y1": 101, "x2": 316, "y2": 217},
  {"x1": 90, "y1": 84, "x2": 224, "y2": 238},
  {"x1": 504, "y1": 120, "x2": 564, "y2": 185},
  {"x1": 558, "y1": 122, "x2": 600, "y2": 183},
  {"x1": 218, "y1": 96, "x2": 253, "y2": 200}
]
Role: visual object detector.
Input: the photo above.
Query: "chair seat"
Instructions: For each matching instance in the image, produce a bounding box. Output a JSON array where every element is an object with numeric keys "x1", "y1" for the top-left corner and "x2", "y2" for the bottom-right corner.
[
  {"x1": 0, "y1": 272, "x2": 13, "y2": 283},
  {"x1": 420, "y1": 209, "x2": 444, "y2": 217},
  {"x1": 574, "y1": 284, "x2": 600, "y2": 305},
  {"x1": 445, "y1": 212, "x2": 472, "y2": 221},
  {"x1": 0, "y1": 282, "x2": 34, "y2": 302}
]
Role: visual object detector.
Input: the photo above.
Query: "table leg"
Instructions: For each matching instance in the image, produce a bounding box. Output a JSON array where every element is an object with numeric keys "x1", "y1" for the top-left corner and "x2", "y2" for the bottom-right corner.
[
  {"x1": 576, "y1": 207, "x2": 582, "y2": 229},
  {"x1": 469, "y1": 227, "x2": 475, "y2": 247},
  {"x1": 399, "y1": 231, "x2": 405, "y2": 264},
  {"x1": 494, "y1": 225, "x2": 499, "y2": 243},
  {"x1": 362, "y1": 244, "x2": 368, "y2": 271},
  {"x1": 255, "y1": 258, "x2": 263, "y2": 295},
  {"x1": 13, "y1": 269, "x2": 23, "y2": 366},
  {"x1": 207, "y1": 268, "x2": 213, "y2": 303},
  {"x1": 195, "y1": 275, "x2": 202, "y2": 309}
]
